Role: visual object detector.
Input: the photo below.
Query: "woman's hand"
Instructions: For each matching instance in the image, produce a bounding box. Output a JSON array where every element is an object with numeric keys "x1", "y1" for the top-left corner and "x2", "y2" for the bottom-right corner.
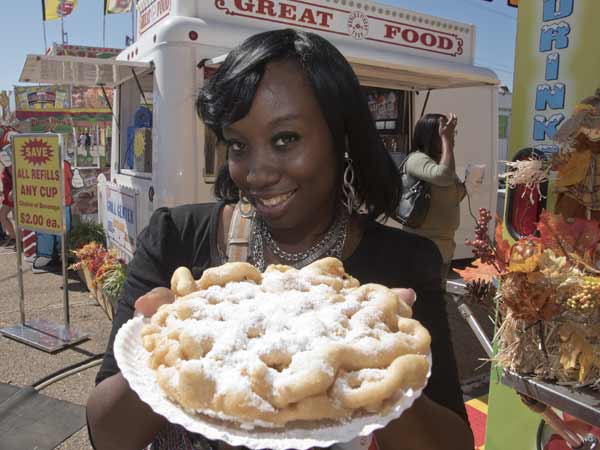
[
  {"x1": 134, "y1": 287, "x2": 175, "y2": 317},
  {"x1": 391, "y1": 288, "x2": 417, "y2": 307},
  {"x1": 439, "y1": 113, "x2": 457, "y2": 142},
  {"x1": 438, "y1": 113, "x2": 458, "y2": 170}
]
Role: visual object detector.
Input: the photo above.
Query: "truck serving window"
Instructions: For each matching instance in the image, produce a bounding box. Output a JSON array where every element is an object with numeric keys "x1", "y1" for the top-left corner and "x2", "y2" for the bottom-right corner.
[
  {"x1": 118, "y1": 71, "x2": 154, "y2": 178},
  {"x1": 362, "y1": 86, "x2": 412, "y2": 161}
]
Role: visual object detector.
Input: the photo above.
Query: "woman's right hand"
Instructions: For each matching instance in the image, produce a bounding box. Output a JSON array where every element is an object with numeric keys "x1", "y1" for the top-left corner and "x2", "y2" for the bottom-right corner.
[
  {"x1": 438, "y1": 113, "x2": 457, "y2": 143},
  {"x1": 134, "y1": 287, "x2": 175, "y2": 317}
]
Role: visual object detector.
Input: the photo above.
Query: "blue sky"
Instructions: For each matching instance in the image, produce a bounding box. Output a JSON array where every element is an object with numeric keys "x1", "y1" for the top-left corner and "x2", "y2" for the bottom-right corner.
[{"x1": 0, "y1": 0, "x2": 517, "y2": 93}]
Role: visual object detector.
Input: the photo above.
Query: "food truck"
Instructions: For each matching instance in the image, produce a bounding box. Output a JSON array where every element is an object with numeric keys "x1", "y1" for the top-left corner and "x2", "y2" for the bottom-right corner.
[{"x1": 19, "y1": 0, "x2": 499, "y2": 260}]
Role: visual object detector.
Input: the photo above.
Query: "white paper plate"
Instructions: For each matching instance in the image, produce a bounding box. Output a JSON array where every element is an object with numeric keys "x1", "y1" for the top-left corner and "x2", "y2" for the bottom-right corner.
[{"x1": 115, "y1": 316, "x2": 431, "y2": 450}]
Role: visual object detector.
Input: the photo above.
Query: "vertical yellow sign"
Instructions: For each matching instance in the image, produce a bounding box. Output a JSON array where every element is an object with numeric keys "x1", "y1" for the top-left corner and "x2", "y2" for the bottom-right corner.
[{"x1": 12, "y1": 135, "x2": 63, "y2": 234}]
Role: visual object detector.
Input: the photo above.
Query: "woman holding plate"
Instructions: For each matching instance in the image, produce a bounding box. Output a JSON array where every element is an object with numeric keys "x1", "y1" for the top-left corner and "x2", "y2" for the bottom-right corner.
[{"x1": 87, "y1": 29, "x2": 473, "y2": 450}]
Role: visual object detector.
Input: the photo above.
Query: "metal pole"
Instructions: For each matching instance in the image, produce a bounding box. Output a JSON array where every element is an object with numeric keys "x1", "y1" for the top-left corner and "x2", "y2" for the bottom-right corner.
[
  {"x1": 419, "y1": 89, "x2": 431, "y2": 119},
  {"x1": 15, "y1": 227, "x2": 25, "y2": 324},
  {"x1": 42, "y1": 22, "x2": 48, "y2": 52},
  {"x1": 132, "y1": 0, "x2": 136, "y2": 42},
  {"x1": 58, "y1": 140, "x2": 70, "y2": 329},
  {"x1": 103, "y1": 14, "x2": 106, "y2": 47},
  {"x1": 10, "y1": 141, "x2": 26, "y2": 324},
  {"x1": 61, "y1": 16, "x2": 65, "y2": 45}
]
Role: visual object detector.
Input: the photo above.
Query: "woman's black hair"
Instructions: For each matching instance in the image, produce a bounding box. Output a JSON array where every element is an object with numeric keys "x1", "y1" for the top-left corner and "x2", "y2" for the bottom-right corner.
[
  {"x1": 197, "y1": 28, "x2": 401, "y2": 219},
  {"x1": 410, "y1": 113, "x2": 445, "y2": 157}
]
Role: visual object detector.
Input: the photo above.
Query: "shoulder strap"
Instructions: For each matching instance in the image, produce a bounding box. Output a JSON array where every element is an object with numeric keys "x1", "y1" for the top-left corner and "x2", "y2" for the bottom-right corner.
[
  {"x1": 398, "y1": 152, "x2": 412, "y2": 174},
  {"x1": 398, "y1": 150, "x2": 418, "y2": 171},
  {"x1": 226, "y1": 200, "x2": 254, "y2": 262}
]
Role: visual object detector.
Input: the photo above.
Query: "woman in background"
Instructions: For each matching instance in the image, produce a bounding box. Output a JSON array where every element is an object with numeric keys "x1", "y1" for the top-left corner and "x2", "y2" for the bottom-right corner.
[{"x1": 400, "y1": 113, "x2": 466, "y2": 287}]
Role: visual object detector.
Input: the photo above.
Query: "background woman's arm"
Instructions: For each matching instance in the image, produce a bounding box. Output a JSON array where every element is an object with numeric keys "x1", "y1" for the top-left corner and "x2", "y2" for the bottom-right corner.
[
  {"x1": 438, "y1": 113, "x2": 457, "y2": 172},
  {"x1": 405, "y1": 152, "x2": 455, "y2": 187}
]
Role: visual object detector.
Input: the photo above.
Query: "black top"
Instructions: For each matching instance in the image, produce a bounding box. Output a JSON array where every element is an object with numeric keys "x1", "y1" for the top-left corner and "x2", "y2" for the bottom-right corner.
[{"x1": 96, "y1": 203, "x2": 467, "y2": 422}]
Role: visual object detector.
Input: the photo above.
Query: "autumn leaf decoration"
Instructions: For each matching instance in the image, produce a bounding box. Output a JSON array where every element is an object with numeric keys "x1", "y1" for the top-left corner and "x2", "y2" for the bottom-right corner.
[
  {"x1": 537, "y1": 210, "x2": 600, "y2": 268},
  {"x1": 559, "y1": 323, "x2": 600, "y2": 384},
  {"x1": 455, "y1": 217, "x2": 509, "y2": 283},
  {"x1": 454, "y1": 259, "x2": 499, "y2": 283},
  {"x1": 494, "y1": 215, "x2": 511, "y2": 270}
]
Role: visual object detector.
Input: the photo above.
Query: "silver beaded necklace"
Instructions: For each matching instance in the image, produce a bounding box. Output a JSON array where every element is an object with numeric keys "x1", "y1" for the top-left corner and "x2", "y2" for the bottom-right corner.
[{"x1": 249, "y1": 210, "x2": 349, "y2": 272}]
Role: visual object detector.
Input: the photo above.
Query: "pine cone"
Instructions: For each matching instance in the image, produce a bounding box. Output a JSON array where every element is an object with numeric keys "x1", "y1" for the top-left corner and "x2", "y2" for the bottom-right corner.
[{"x1": 464, "y1": 279, "x2": 497, "y2": 305}]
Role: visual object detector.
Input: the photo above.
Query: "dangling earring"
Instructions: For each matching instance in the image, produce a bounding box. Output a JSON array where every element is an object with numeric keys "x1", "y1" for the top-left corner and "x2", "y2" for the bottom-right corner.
[
  {"x1": 239, "y1": 193, "x2": 254, "y2": 218},
  {"x1": 342, "y1": 152, "x2": 358, "y2": 214}
]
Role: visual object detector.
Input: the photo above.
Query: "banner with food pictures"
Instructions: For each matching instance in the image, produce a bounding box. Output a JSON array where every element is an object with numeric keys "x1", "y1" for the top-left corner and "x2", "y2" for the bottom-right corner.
[
  {"x1": 71, "y1": 86, "x2": 112, "y2": 110},
  {"x1": 12, "y1": 134, "x2": 63, "y2": 234},
  {"x1": 15, "y1": 86, "x2": 71, "y2": 111},
  {"x1": 50, "y1": 44, "x2": 122, "y2": 59},
  {"x1": 42, "y1": 0, "x2": 78, "y2": 21}
]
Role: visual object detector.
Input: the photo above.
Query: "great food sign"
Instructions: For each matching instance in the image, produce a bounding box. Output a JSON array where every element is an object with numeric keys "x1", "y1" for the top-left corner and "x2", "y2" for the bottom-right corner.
[
  {"x1": 213, "y1": 0, "x2": 471, "y2": 61},
  {"x1": 12, "y1": 135, "x2": 63, "y2": 234}
]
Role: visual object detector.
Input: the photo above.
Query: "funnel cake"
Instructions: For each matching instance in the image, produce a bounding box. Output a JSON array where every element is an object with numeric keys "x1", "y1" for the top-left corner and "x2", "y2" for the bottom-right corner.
[{"x1": 141, "y1": 258, "x2": 431, "y2": 428}]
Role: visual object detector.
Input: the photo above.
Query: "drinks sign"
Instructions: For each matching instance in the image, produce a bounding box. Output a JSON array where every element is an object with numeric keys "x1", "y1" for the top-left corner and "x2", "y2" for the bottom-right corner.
[{"x1": 12, "y1": 134, "x2": 63, "y2": 234}]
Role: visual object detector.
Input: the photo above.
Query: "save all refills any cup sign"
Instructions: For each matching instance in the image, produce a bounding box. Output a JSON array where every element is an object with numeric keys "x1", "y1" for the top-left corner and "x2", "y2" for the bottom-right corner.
[
  {"x1": 214, "y1": 0, "x2": 469, "y2": 61},
  {"x1": 13, "y1": 135, "x2": 63, "y2": 234}
]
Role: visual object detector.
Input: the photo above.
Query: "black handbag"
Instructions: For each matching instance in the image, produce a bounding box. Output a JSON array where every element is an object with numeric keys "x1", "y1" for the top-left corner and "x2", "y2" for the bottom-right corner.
[{"x1": 395, "y1": 154, "x2": 431, "y2": 228}]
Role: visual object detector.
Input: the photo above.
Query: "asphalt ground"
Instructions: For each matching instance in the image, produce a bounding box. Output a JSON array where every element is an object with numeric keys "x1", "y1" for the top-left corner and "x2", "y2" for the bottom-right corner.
[
  {"x1": 0, "y1": 249, "x2": 493, "y2": 449},
  {"x1": 0, "y1": 247, "x2": 110, "y2": 450}
]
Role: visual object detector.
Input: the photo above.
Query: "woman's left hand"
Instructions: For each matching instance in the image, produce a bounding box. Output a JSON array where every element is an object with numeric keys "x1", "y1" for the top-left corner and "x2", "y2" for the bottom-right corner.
[{"x1": 391, "y1": 288, "x2": 417, "y2": 307}]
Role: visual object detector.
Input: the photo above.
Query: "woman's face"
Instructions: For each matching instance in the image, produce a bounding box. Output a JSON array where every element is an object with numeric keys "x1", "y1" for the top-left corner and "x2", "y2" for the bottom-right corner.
[{"x1": 224, "y1": 60, "x2": 339, "y2": 235}]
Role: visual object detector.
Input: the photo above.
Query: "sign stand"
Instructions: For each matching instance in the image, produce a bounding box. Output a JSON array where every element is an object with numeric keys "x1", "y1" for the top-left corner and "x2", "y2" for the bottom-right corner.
[{"x1": 0, "y1": 134, "x2": 88, "y2": 352}]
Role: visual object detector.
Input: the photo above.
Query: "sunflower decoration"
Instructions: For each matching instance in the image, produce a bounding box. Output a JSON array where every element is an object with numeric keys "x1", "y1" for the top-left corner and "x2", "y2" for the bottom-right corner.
[{"x1": 134, "y1": 129, "x2": 147, "y2": 159}]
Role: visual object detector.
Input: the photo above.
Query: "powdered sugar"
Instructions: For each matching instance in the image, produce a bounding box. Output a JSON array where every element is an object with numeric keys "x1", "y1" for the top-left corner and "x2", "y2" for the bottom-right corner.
[
  {"x1": 115, "y1": 316, "x2": 431, "y2": 449},
  {"x1": 141, "y1": 261, "x2": 430, "y2": 430}
]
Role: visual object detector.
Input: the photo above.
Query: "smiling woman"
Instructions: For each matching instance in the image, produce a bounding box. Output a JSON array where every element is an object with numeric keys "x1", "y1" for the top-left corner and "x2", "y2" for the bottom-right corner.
[
  {"x1": 86, "y1": 29, "x2": 473, "y2": 450},
  {"x1": 222, "y1": 60, "x2": 340, "y2": 249}
]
